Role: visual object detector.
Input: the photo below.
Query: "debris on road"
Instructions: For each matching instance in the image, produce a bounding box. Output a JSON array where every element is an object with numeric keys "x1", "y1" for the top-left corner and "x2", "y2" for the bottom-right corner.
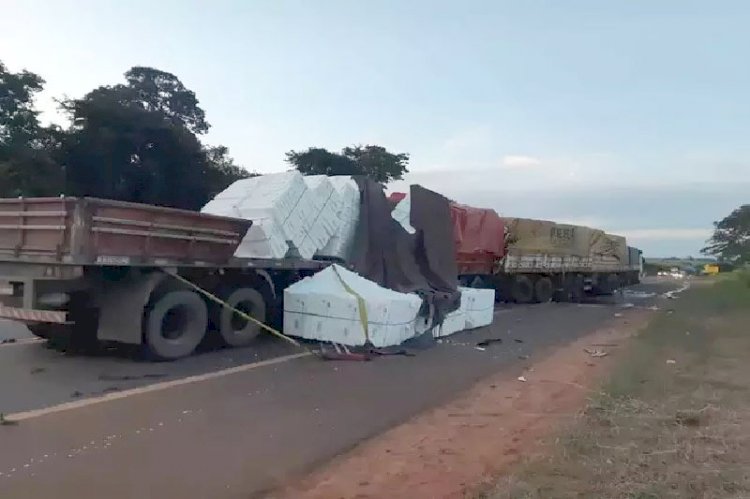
[
  {"x1": 0, "y1": 413, "x2": 18, "y2": 426},
  {"x1": 30, "y1": 367, "x2": 46, "y2": 375},
  {"x1": 320, "y1": 350, "x2": 371, "y2": 362},
  {"x1": 666, "y1": 359, "x2": 676, "y2": 364},
  {"x1": 369, "y1": 348, "x2": 416, "y2": 357},
  {"x1": 513, "y1": 338, "x2": 524, "y2": 343},
  {"x1": 613, "y1": 313, "x2": 623, "y2": 318},
  {"x1": 517, "y1": 376, "x2": 527, "y2": 382},
  {"x1": 584, "y1": 348, "x2": 609, "y2": 358},
  {"x1": 98, "y1": 373, "x2": 166, "y2": 382},
  {"x1": 518, "y1": 355, "x2": 530, "y2": 360},
  {"x1": 475, "y1": 346, "x2": 486, "y2": 352},
  {"x1": 70, "y1": 390, "x2": 83, "y2": 398},
  {"x1": 476, "y1": 338, "x2": 503, "y2": 348},
  {"x1": 1, "y1": 338, "x2": 17, "y2": 344}
]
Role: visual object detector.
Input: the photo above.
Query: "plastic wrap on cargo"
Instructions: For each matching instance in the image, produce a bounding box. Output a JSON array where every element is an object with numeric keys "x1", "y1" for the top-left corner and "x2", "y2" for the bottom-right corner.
[
  {"x1": 505, "y1": 218, "x2": 591, "y2": 258},
  {"x1": 284, "y1": 264, "x2": 423, "y2": 347},
  {"x1": 317, "y1": 176, "x2": 360, "y2": 260},
  {"x1": 589, "y1": 230, "x2": 628, "y2": 264},
  {"x1": 202, "y1": 172, "x2": 350, "y2": 260},
  {"x1": 390, "y1": 194, "x2": 416, "y2": 234}
]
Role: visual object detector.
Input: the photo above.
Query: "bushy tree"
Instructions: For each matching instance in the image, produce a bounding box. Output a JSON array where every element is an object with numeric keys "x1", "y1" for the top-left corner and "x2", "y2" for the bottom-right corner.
[
  {"x1": 286, "y1": 144, "x2": 409, "y2": 183},
  {"x1": 58, "y1": 67, "x2": 247, "y2": 209},
  {"x1": 702, "y1": 205, "x2": 750, "y2": 264},
  {"x1": 0, "y1": 62, "x2": 63, "y2": 196}
]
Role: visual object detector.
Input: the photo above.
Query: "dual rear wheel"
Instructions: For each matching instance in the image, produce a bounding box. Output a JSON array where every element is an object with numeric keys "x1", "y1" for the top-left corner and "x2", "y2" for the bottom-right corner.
[{"x1": 143, "y1": 286, "x2": 267, "y2": 360}]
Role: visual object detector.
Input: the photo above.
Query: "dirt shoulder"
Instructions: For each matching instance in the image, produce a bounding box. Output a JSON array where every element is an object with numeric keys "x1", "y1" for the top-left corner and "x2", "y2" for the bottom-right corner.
[
  {"x1": 486, "y1": 275, "x2": 750, "y2": 498},
  {"x1": 273, "y1": 310, "x2": 654, "y2": 499}
]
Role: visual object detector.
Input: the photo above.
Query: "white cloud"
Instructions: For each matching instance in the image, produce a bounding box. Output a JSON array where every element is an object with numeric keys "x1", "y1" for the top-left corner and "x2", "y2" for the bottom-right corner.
[
  {"x1": 501, "y1": 155, "x2": 542, "y2": 168},
  {"x1": 615, "y1": 228, "x2": 712, "y2": 241}
]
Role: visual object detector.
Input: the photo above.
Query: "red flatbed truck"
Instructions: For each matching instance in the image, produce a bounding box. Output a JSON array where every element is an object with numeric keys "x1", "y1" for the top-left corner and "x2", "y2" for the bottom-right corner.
[{"x1": 0, "y1": 197, "x2": 328, "y2": 360}]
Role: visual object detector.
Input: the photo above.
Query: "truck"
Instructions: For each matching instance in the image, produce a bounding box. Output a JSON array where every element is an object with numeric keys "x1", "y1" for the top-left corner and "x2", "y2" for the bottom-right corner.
[
  {"x1": 0, "y1": 197, "x2": 328, "y2": 360},
  {"x1": 450, "y1": 210, "x2": 642, "y2": 303}
]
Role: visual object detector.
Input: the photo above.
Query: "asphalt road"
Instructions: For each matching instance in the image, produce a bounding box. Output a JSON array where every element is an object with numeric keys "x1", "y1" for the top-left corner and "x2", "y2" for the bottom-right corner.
[{"x1": 0, "y1": 279, "x2": 681, "y2": 498}]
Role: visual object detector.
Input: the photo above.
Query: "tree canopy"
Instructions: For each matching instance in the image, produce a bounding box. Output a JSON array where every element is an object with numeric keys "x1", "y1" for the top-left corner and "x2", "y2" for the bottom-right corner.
[
  {"x1": 702, "y1": 205, "x2": 750, "y2": 264},
  {"x1": 0, "y1": 62, "x2": 62, "y2": 197},
  {"x1": 286, "y1": 144, "x2": 409, "y2": 183},
  {"x1": 0, "y1": 60, "x2": 250, "y2": 209}
]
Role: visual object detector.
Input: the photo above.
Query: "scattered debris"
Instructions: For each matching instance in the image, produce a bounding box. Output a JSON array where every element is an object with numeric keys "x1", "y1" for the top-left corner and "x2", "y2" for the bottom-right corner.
[
  {"x1": 0, "y1": 413, "x2": 18, "y2": 426},
  {"x1": 518, "y1": 354, "x2": 530, "y2": 360},
  {"x1": 666, "y1": 309, "x2": 675, "y2": 315},
  {"x1": 320, "y1": 351, "x2": 371, "y2": 362},
  {"x1": 369, "y1": 347, "x2": 415, "y2": 357},
  {"x1": 70, "y1": 390, "x2": 83, "y2": 398},
  {"x1": 620, "y1": 303, "x2": 635, "y2": 309},
  {"x1": 98, "y1": 373, "x2": 167, "y2": 382},
  {"x1": 513, "y1": 338, "x2": 524, "y2": 343},
  {"x1": 584, "y1": 348, "x2": 609, "y2": 358},
  {"x1": 666, "y1": 359, "x2": 677, "y2": 365},
  {"x1": 29, "y1": 367, "x2": 46, "y2": 375},
  {"x1": 475, "y1": 346, "x2": 486, "y2": 352},
  {"x1": 1, "y1": 338, "x2": 17, "y2": 344},
  {"x1": 613, "y1": 313, "x2": 623, "y2": 318},
  {"x1": 517, "y1": 376, "x2": 527, "y2": 382},
  {"x1": 476, "y1": 338, "x2": 503, "y2": 347},
  {"x1": 590, "y1": 343, "x2": 619, "y2": 347}
]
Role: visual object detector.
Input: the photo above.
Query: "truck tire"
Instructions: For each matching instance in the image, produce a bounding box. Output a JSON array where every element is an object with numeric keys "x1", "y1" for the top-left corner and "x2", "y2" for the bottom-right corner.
[
  {"x1": 534, "y1": 277, "x2": 554, "y2": 303},
  {"x1": 144, "y1": 290, "x2": 208, "y2": 360},
  {"x1": 219, "y1": 287, "x2": 266, "y2": 347},
  {"x1": 511, "y1": 275, "x2": 534, "y2": 304}
]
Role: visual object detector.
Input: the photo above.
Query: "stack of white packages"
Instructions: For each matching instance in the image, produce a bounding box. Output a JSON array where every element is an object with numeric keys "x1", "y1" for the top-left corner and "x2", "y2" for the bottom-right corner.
[
  {"x1": 297, "y1": 176, "x2": 341, "y2": 257},
  {"x1": 284, "y1": 264, "x2": 423, "y2": 347},
  {"x1": 434, "y1": 287, "x2": 496, "y2": 338},
  {"x1": 202, "y1": 172, "x2": 348, "y2": 260},
  {"x1": 390, "y1": 194, "x2": 415, "y2": 233},
  {"x1": 317, "y1": 177, "x2": 361, "y2": 260}
]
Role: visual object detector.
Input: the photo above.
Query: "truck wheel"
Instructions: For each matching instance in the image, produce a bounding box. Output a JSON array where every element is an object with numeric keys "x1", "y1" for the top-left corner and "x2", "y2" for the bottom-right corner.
[
  {"x1": 511, "y1": 275, "x2": 534, "y2": 304},
  {"x1": 534, "y1": 277, "x2": 554, "y2": 303},
  {"x1": 571, "y1": 275, "x2": 585, "y2": 302},
  {"x1": 219, "y1": 288, "x2": 266, "y2": 347},
  {"x1": 144, "y1": 290, "x2": 208, "y2": 360}
]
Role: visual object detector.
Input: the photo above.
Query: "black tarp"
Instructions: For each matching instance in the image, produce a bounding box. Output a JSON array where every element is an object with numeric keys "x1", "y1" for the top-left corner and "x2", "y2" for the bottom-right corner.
[{"x1": 348, "y1": 177, "x2": 460, "y2": 326}]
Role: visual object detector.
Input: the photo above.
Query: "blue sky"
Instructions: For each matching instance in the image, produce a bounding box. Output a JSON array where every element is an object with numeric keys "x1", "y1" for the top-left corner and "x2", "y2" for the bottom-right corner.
[{"x1": 3, "y1": 0, "x2": 748, "y2": 256}]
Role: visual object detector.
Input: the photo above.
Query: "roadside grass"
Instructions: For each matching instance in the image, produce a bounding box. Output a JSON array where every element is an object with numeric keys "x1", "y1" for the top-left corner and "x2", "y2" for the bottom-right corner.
[{"x1": 484, "y1": 274, "x2": 750, "y2": 499}]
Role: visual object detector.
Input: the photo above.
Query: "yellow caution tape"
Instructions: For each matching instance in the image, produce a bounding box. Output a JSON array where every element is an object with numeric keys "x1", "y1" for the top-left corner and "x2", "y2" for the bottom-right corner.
[
  {"x1": 331, "y1": 265, "x2": 370, "y2": 344},
  {"x1": 164, "y1": 270, "x2": 302, "y2": 349}
]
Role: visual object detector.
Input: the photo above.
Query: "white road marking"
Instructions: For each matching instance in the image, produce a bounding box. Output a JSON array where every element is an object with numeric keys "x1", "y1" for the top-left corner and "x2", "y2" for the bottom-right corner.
[
  {"x1": 5, "y1": 351, "x2": 311, "y2": 422},
  {"x1": 0, "y1": 337, "x2": 44, "y2": 348}
]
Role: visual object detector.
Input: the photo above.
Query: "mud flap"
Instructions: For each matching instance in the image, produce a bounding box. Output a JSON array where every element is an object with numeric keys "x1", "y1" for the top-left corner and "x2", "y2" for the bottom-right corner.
[{"x1": 96, "y1": 272, "x2": 167, "y2": 344}]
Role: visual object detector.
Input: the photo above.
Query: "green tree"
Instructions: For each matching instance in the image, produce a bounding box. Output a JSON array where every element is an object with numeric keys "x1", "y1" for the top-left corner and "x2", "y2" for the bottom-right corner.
[
  {"x1": 58, "y1": 67, "x2": 245, "y2": 210},
  {"x1": 0, "y1": 61, "x2": 63, "y2": 196},
  {"x1": 286, "y1": 144, "x2": 409, "y2": 183},
  {"x1": 702, "y1": 205, "x2": 750, "y2": 264},
  {"x1": 204, "y1": 145, "x2": 255, "y2": 198}
]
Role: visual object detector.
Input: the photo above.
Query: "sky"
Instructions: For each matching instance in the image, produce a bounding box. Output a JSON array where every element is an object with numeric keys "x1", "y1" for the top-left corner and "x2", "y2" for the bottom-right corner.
[{"x1": 2, "y1": 0, "x2": 748, "y2": 257}]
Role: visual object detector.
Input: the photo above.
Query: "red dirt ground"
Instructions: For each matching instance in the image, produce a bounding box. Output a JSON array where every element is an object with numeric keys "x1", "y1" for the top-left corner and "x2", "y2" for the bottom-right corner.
[{"x1": 273, "y1": 311, "x2": 651, "y2": 499}]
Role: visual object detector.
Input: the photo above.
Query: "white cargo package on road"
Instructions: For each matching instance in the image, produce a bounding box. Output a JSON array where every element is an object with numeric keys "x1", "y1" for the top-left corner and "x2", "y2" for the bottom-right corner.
[
  {"x1": 462, "y1": 287, "x2": 495, "y2": 329},
  {"x1": 284, "y1": 265, "x2": 423, "y2": 347},
  {"x1": 433, "y1": 287, "x2": 496, "y2": 337}
]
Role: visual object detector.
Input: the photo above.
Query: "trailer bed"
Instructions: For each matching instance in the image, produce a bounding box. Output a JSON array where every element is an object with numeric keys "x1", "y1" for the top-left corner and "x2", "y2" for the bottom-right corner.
[{"x1": 0, "y1": 197, "x2": 254, "y2": 267}]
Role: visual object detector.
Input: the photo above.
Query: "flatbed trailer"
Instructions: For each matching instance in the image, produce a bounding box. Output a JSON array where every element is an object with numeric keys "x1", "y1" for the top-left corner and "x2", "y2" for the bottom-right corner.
[{"x1": 0, "y1": 197, "x2": 330, "y2": 359}]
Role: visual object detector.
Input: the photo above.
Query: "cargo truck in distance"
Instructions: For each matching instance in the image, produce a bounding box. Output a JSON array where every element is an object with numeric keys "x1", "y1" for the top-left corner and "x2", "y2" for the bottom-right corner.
[
  {"x1": 449, "y1": 207, "x2": 643, "y2": 303},
  {"x1": 0, "y1": 197, "x2": 326, "y2": 360}
]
